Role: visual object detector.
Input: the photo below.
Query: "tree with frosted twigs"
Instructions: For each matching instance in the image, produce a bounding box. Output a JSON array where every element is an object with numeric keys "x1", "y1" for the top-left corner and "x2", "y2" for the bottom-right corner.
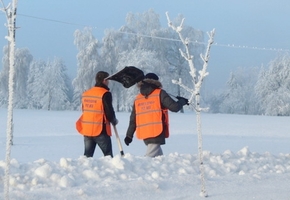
[
  {"x1": 158, "y1": 14, "x2": 204, "y2": 113},
  {"x1": 72, "y1": 27, "x2": 102, "y2": 110},
  {"x1": 219, "y1": 66, "x2": 260, "y2": 115},
  {"x1": 120, "y1": 9, "x2": 161, "y2": 51},
  {"x1": 0, "y1": 46, "x2": 10, "y2": 107},
  {"x1": 118, "y1": 10, "x2": 169, "y2": 74},
  {"x1": 255, "y1": 53, "x2": 290, "y2": 116},
  {"x1": 101, "y1": 29, "x2": 124, "y2": 111},
  {"x1": 166, "y1": 12, "x2": 215, "y2": 197},
  {"x1": 43, "y1": 58, "x2": 72, "y2": 110},
  {"x1": 26, "y1": 59, "x2": 47, "y2": 109},
  {"x1": 0, "y1": 46, "x2": 33, "y2": 108},
  {"x1": 26, "y1": 58, "x2": 72, "y2": 110},
  {"x1": 13, "y1": 48, "x2": 33, "y2": 108}
]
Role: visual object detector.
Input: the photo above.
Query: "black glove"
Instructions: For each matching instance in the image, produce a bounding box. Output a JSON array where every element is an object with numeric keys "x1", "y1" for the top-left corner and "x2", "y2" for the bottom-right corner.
[
  {"x1": 124, "y1": 136, "x2": 132, "y2": 146},
  {"x1": 112, "y1": 118, "x2": 118, "y2": 126},
  {"x1": 176, "y1": 96, "x2": 189, "y2": 106}
]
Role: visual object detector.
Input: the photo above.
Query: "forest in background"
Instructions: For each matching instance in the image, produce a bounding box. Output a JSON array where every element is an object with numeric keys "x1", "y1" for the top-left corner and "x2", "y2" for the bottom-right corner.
[{"x1": 0, "y1": 9, "x2": 289, "y2": 116}]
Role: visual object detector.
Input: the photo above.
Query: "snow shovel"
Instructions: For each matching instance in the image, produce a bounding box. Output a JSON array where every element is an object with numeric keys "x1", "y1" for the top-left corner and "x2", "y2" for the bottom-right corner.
[
  {"x1": 112, "y1": 125, "x2": 125, "y2": 157},
  {"x1": 106, "y1": 66, "x2": 144, "y2": 88}
]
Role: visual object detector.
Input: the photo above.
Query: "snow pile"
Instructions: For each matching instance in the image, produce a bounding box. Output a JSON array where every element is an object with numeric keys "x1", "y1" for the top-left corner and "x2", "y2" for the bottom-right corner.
[
  {"x1": 1, "y1": 109, "x2": 290, "y2": 199},
  {"x1": 205, "y1": 148, "x2": 290, "y2": 176},
  {"x1": 1, "y1": 148, "x2": 290, "y2": 199}
]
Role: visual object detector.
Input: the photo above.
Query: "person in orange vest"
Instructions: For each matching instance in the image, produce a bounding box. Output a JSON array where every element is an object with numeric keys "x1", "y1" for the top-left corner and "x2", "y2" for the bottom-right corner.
[
  {"x1": 124, "y1": 72, "x2": 188, "y2": 157},
  {"x1": 76, "y1": 71, "x2": 118, "y2": 158}
]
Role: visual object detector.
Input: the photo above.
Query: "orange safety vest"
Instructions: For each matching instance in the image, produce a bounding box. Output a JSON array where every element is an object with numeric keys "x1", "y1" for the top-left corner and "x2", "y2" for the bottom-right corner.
[
  {"x1": 76, "y1": 87, "x2": 111, "y2": 137},
  {"x1": 135, "y1": 89, "x2": 169, "y2": 139}
]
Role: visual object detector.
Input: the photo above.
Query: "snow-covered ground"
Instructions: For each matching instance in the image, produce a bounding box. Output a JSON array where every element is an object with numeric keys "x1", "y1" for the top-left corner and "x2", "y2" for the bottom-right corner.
[{"x1": 0, "y1": 108, "x2": 290, "y2": 200}]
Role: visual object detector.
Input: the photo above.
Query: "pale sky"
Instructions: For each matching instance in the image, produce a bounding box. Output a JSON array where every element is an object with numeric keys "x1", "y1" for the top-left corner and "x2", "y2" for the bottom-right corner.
[{"x1": 0, "y1": 0, "x2": 289, "y2": 91}]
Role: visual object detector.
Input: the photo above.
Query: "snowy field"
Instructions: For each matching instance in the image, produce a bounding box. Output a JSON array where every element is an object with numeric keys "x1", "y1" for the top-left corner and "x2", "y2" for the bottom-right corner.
[{"x1": 0, "y1": 108, "x2": 290, "y2": 200}]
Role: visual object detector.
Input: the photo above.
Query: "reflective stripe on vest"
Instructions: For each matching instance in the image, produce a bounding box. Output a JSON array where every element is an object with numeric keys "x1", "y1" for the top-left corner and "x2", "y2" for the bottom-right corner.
[
  {"x1": 135, "y1": 89, "x2": 169, "y2": 139},
  {"x1": 78, "y1": 87, "x2": 111, "y2": 137}
]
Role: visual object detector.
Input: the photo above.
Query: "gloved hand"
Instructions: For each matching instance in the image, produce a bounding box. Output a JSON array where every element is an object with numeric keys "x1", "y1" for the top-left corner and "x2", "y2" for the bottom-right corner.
[
  {"x1": 124, "y1": 136, "x2": 132, "y2": 146},
  {"x1": 112, "y1": 118, "x2": 119, "y2": 126},
  {"x1": 176, "y1": 96, "x2": 189, "y2": 106}
]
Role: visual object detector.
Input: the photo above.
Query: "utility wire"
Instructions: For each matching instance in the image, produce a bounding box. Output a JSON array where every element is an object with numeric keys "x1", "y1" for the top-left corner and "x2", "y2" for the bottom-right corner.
[
  {"x1": 4, "y1": 12, "x2": 290, "y2": 53},
  {"x1": 18, "y1": 13, "x2": 94, "y2": 27}
]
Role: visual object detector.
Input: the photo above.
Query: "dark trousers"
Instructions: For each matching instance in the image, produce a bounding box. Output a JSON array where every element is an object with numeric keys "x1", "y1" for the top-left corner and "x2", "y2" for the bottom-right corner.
[{"x1": 84, "y1": 133, "x2": 113, "y2": 157}]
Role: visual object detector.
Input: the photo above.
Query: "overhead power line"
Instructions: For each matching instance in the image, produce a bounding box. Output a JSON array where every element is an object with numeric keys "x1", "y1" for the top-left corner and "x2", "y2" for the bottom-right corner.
[
  {"x1": 8, "y1": 13, "x2": 290, "y2": 53},
  {"x1": 18, "y1": 13, "x2": 94, "y2": 27}
]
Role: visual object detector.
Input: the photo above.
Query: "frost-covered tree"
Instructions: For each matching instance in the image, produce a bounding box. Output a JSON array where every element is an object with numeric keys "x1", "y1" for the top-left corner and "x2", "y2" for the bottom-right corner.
[
  {"x1": 27, "y1": 58, "x2": 72, "y2": 110},
  {"x1": 220, "y1": 67, "x2": 260, "y2": 114},
  {"x1": 1, "y1": 1, "x2": 18, "y2": 198},
  {"x1": 72, "y1": 27, "x2": 102, "y2": 109},
  {"x1": 44, "y1": 58, "x2": 72, "y2": 110},
  {"x1": 120, "y1": 12, "x2": 166, "y2": 57},
  {"x1": 166, "y1": 12, "x2": 215, "y2": 197},
  {"x1": 121, "y1": 9, "x2": 161, "y2": 51},
  {"x1": 101, "y1": 30, "x2": 121, "y2": 74},
  {"x1": 157, "y1": 14, "x2": 204, "y2": 109},
  {"x1": 119, "y1": 9, "x2": 168, "y2": 72},
  {"x1": 255, "y1": 54, "x2": 290, "y2": 116},
  {"x1": 13, "y1": 48, "x2": 33, "y2": 108},
  {"x1": 101, "y1": 29, "x2": 124, "y2": 111},
  {"x1": 0, "y1": 46, "x2": 32, "y2": 108},
  {"x1": 204, "y1": 90, "x2": 224, "y2": 113},
  {"x1": 26, "y1": 59, "x2": 47, "y2": 109},
  {"x1": 0, "y1": 46, "x2": 10, "y2": 107}
]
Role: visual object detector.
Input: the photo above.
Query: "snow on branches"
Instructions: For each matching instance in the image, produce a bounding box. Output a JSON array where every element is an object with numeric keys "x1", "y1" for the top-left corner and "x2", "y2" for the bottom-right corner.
[
  {"x1": 166, "y1": 12, "x2": 215, "y2": 198},
  {"x1": 1, "y1": 1, "x2": 18, "y2": 200},
  {"x1": 166, "y1": 12, "x2": 215, "y2": 110}
]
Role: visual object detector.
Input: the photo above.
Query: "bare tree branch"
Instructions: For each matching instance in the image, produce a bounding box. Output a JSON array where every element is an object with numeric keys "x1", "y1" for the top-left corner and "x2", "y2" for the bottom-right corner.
[{"x1": 166, "y1": 11, "x2": 215, "y2": 198}]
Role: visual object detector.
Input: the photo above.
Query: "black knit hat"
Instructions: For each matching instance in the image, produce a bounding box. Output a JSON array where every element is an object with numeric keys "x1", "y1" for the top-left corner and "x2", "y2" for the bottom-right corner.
[
  {"x1": 95, "y1": 71, "x2": 109, "y2": 84},
  {"x1": 145, "y1": 73, "x2": 159, "y2": 80}
]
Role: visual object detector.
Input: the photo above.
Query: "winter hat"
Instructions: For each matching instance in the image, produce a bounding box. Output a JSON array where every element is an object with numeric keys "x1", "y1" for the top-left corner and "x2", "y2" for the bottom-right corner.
[
  {"x1": 95, "y1": 71, "x2": 109, "y2": 84},
  {"x1": 145, "y1": 73, "x2": 159, "y2": 80}
]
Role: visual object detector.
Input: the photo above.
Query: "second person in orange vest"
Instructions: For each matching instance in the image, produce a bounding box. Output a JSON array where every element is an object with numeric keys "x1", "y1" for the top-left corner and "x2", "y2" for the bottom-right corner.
[
  {"x1": 124, "y1": 72, "x2": 188, "y2": 157},
  {"x1": 78, "y1": 71, "x2": 118, "y2": 158}
]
